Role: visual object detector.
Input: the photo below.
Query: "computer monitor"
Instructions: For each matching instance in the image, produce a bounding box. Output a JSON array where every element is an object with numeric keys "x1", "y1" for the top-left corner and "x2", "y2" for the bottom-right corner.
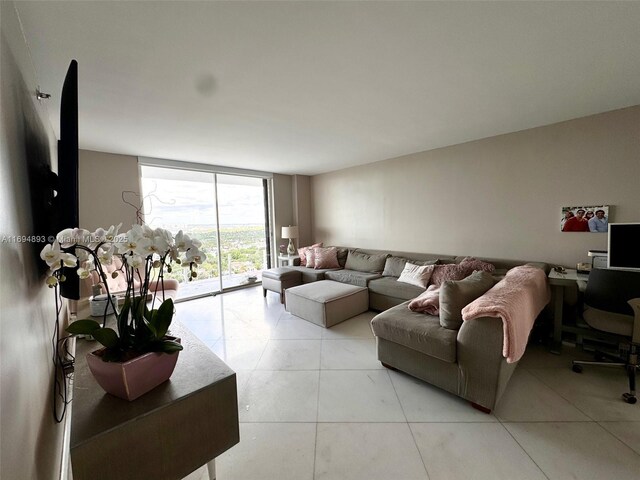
[{"x1": 607, "y1": 223, "x2": 640, "y2": 271}]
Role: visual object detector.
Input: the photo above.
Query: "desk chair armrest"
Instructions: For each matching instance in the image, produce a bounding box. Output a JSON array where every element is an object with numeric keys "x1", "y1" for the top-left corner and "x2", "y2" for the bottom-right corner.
[{"x1": 629, "y1": 298, "x2": 640, "y2": 343}]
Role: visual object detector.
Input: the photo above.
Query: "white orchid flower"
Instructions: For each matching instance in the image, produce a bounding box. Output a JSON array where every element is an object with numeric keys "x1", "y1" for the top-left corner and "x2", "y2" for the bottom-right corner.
[
  {"x1": 45, "y1": 275, "x2": 58, "y2": 287},
  {"x1": 133, "y1": 237, "x2": 155, "y2": 257},
  {"x1": 40, "y1": 241, "x2": 77, "y2": 271},
  {"x1": 151, "y1": 233, "x2": 169, "y2": 253},
  {"x1": 174, "y1": 230, "x2": 192, "y2": 252},
  {"x1": 186, "y1": 248, "x2": 206, "y2": 265},
  {"x1": 141, "y1": 224, "x2": 155, "y2": 239},
  {"x1": 128, "y1": 224, "x2": 144, "y2": 240},
  {"x1": 72, "y1": 228, "x2": 92, "y2": 247},
  {"x1": 104, "y1": 223, "x2": 122, "y2": 242},
  {"x1": 92, "y1": 227, "x2": 107, "y2": 243},
  {"x1": 60, "y1": 253, "x2": 77, "y2": 268},
  {"x1": 116, "y1": 234, "x2": 139, "y2": 255},
  {"x1": 75, "y1": 248, "x2": 90, "y2": 263},
  {"x1": 40, "y1": 240, "x2": 63, "y2": 266},
  {"x1": 168, "y1": 246, "x2": 180, "y2": 262},
  {"x1": 97, "y1": 245, "x2": 114, "y2": 265},
  {"x1": 155, "y1": 227, "x2": 173, "y2": 247},
  {"x1": 56, "y1": 228, "x2": 76, "y2": 248},
  {"x1": 77, "y1": 267, "x2": 91, "y2": 279},
  {"x1": 129, "y1": 254, "x2": 144, "y2": 269}
]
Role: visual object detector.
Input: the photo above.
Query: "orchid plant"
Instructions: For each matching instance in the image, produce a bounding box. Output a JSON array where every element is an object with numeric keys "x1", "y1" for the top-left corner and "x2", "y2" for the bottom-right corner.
[{"x1": 41, "y1": 224, "x2": 206, "y2": 362}]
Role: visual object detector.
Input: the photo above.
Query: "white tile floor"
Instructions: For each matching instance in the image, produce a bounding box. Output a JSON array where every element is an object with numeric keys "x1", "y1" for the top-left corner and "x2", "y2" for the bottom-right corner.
[{"x1": 178, "y1": 286, "x2": 640, "y2": 480}]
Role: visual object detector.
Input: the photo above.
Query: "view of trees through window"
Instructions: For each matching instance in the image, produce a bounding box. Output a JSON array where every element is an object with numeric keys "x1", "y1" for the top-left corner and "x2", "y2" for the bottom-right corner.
[{"x1": 140, "y1": 166, "x2": 268, "y2": 296}]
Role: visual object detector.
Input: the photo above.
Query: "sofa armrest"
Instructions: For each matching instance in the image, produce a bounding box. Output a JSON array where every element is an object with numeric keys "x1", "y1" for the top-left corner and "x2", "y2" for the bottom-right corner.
[
  {"x1": 149, "y1": 278, "x2": 180, "y2": 293},
  {"x1": 456, "y1": 316, "x2": 517, "y2": 410}
]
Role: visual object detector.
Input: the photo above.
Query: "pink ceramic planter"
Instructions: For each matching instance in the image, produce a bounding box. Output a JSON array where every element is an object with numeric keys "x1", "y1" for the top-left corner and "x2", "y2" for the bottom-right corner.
[{"x1": 86, "y1": 338, "x2": 181, "y2": 401}]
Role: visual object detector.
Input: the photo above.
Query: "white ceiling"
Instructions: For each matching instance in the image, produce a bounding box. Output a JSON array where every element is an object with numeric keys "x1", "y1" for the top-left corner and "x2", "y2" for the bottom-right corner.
[{"x1": 13, "y1": 1, "x2": 640, "y2": 176}]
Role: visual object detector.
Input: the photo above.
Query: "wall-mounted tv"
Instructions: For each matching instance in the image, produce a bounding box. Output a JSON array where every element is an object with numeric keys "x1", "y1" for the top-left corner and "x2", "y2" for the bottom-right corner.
[
  {"x1": 57, "y1": 60, "x2": 80, "y2": 299},
  {"x1": 607, "y1": 223, "x2": 640, "y2": 272}
]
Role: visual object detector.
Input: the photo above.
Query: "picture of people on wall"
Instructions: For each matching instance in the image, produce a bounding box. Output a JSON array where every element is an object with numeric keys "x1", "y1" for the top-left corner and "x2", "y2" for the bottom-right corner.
[{"x1": 560, "y1": 205, "x2": 609, "y2": 232}]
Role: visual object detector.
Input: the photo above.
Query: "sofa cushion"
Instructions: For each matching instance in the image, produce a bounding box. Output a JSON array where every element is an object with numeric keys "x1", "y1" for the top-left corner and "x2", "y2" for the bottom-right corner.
[
  {"x1": 345, "y1": 250, "x2": 389, "y2": 273},
  {"x1": 314, "y1": 247, "x2": 341, "y2": 269},
  {"x1": 336, "y1": 247, "x2": 349, "y2": 268},
  {"x1": 368, "y1": 277, "x2": 426, "y2": 301},
  {"x1": 397, "y1": 263, "x2": 435, "y2": 288},
  {"x1": 382, "y1": 256, "x2": 438, "y2": 277},
  {"x1": 371, "y1": 301, "x2": 457, "y2": 363},
  {"x1": 287, "y1": 266, "x2": 340, "y2": 284},
  {"x1": 439, "y1": 271, "x2": 495, "y2": 330},
  {"x1": 324, "y1": 269, "x2": 381, "y2": 288}
]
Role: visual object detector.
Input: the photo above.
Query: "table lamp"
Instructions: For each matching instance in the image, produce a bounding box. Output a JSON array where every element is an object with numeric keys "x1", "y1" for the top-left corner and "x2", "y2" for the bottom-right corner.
[{"x1": 282, "y1": 226, "x2": 299, "y2": 256}]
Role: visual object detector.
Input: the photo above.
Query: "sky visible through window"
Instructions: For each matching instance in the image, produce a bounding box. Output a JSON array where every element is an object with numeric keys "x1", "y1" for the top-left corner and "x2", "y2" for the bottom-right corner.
[{"x1": 141, "y1": 173, "x2": 265, "y2": 229}]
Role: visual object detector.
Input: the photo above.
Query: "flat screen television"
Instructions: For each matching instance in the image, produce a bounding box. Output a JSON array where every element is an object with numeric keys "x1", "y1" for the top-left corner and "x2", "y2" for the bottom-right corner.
[
  {"x1": 57, "y1": 60, "x2": 80, "y2": 299},
  {"x1": 607, "y1": 223, "x2": 640, "y2": 272}
]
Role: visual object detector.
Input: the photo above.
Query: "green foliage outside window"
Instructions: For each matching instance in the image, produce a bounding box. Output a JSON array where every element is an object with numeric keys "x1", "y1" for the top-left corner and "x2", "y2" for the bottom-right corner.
[{"x1": 157, "y1": 225, "x2": 266, "y2": 283}]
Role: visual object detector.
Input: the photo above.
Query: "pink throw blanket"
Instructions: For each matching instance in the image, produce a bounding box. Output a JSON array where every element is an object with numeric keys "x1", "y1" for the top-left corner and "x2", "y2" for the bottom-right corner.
[
  {"x1": 461, "y1": 265, "x2": 550, "y2": 363},
  {"x1": 408, "y1": 285, "x2": 440, "y2": 315}
]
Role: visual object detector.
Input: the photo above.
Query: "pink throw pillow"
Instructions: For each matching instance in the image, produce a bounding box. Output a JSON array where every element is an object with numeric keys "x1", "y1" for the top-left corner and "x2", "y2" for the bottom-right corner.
[
  {"x1": 298, "y1": 242, "x2": 323, "y2": 266},
  {"x1": 429, "y1": 264, "x2": 470, "y2": 286},
  {"x1": 459, "y1": 257, "x2": 495, "y2": 273},
  {"x1": 313, "y1": 247, "x2": 340, "y2": 269},
  {"x1": 305, "y1": 248, "x2": 317, "y2": 268}
]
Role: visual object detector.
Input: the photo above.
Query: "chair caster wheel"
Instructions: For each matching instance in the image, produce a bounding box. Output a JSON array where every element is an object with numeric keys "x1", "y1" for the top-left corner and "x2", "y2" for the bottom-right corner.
[
  {"x1": 622, "y1": 393, "x2": 637, "y2": 404},
  {"x1": 572, "y1": 364, "x2": 583, "y2": 373}
]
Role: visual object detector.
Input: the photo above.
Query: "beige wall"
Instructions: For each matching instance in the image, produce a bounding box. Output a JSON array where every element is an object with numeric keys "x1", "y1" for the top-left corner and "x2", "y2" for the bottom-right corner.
[
  {"x1": 1, "y1": 2, "x2": 66, "y2": 478},
  {"x1": 292, "y1": 175, "x2": 312, "y2": 246},
  {"x1": 272, "y1": 173, "x2": 294, "y2": 258},
  {"x1": 79, "y1": 150, "x2": 140, "y2": 231},
  {"x1": 311, "y1": 106, "x2": 640, "y2": 267}
]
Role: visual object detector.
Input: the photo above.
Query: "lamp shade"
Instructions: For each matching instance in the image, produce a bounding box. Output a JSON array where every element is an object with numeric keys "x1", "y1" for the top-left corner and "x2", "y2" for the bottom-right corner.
[{"x1": 281, "y1": 226, "x2": 299, "y2": 239}]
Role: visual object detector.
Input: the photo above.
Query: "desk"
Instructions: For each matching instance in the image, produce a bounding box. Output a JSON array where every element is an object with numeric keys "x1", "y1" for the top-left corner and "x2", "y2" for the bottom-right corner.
[
  {"x1": 278, "y1": 254, "x2": 299, "y2": 267},
  {"x1": 70, "y1": 316, "x2": 239, "y2": 480},
  {"x1": 548, "y1": 269, "x2": 590, "y2": 354}
]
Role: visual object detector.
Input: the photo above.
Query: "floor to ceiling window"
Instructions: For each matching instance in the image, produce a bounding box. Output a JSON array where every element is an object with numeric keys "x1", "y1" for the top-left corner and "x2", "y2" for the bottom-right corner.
[{"x1": 140, "y1": 164, "x2": 271, "y2": 300}]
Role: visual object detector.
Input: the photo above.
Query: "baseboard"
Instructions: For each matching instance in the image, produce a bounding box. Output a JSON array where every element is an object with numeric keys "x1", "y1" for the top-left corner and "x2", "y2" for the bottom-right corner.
[{"x1": 58, "y1": 335, "x2": 76, "y2": 480}]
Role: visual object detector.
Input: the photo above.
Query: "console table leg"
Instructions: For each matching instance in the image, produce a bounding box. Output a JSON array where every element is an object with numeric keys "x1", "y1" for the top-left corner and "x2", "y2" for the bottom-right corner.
[
  {"x1": 207, "y1": 459, "x2": 216, "y2": 480},
  {"x1": 551, "y1": 285, "x2": 564, "y2": 355}
]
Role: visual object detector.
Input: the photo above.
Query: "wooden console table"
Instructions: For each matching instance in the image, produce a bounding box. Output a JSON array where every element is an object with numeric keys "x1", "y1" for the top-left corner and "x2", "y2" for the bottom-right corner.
[{"x1": 70, "y1": 318, "x2": 239, "y2": 480}]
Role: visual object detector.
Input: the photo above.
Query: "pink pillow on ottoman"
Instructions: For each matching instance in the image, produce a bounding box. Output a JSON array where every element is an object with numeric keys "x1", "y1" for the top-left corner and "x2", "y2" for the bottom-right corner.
[
  {"x1": 429, "y1": 264, "x2": 470, "y2": 286},
  {"x1": 298, "y1": 242, "x2": 322, "y2": 266},
  {"x1": 313, "y1": 247, "x2": 340, "y2": 269}
]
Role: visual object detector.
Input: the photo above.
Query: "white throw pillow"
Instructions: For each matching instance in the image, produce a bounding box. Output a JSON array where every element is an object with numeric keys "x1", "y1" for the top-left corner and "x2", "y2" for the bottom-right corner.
[{"x1": 397, "y1": 262, "x2": 435, "y2": 288}]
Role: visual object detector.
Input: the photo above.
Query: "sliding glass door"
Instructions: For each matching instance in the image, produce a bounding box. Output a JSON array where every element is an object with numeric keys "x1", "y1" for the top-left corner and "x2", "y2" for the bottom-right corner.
[
  {"x1": 216, "y1": 174, "x2": 268, "y2": 289},
  {"x1": 140, "y1": 165, "x2": 270, "y2": 300}
]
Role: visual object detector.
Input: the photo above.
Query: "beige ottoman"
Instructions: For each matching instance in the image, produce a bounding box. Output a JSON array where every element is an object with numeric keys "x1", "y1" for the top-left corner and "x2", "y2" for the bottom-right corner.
[
  {"x1": 262, "y1": 268, "x2": 302, "y2": 304},
  {"x1": 285, "y1": 280, "x2": 369, "y2": 328}
]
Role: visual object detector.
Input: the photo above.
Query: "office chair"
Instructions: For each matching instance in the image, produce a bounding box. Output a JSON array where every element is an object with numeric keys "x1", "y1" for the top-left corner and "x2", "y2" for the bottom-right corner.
[{"x1": 571, "y1": 268, "x2": 640, "y2": 404}]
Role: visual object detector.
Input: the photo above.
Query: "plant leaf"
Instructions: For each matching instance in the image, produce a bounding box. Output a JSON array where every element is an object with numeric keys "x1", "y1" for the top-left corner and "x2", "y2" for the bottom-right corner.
[
  {"x1": 66, "y1": 319, "x2": 101, "y2": 335},
  {"x1": 142, "y1": 317, "x2": 158, "y2": 339},
  {"x1": 91, "y1": 328, "x2": 120, "y2": 349},
  {"x1": 153, "y1": 299, "x2": 174, "y2": 339},
  {"x1": 117, "y1": 297, "x2": 131, "y2": 341},
  {"x1": 158, "y1": 340, "x2": 183, "y2": 353}
]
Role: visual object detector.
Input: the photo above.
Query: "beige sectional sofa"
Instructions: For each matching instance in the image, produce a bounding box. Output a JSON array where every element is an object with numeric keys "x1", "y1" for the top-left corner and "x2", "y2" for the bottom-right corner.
[{"x1": 281, "y1": 246, "x2": 549, "y2": 412}]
